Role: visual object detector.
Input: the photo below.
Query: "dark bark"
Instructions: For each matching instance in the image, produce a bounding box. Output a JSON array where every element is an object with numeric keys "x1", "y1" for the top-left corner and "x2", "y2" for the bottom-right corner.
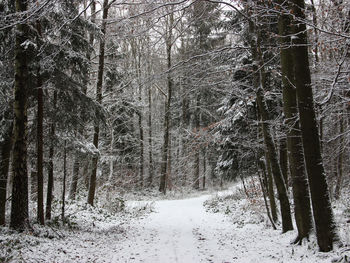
[
  {"x1": 61, "y1": 141, "x2": 67, "y2": 221},
  {"x1": 10, "y1": 0, "x2": 29, "y2": 230},
  {"x1": 263, "y1": 155, "x2": 277, "y2": 222},
  {"x1": 87, "y1": 0, "x2": 109, "y2": 206},
  {"x1": 36, "y1": 43, "x2": 44, "y2": 225},
  {"x1": 159, "y1": 13, "x2": 173, "y2": 194},
  {"x1": 138, "y1": 64, "x2": 144, "y2": 188},
  {"x1": 193, "y1": 94, "x2": 201, "y2": 190},
  {"x1": 148, "y1": 86, "x2": 153, "y2": 186},
  {"x1": 202, "y1": 147, "x2": 206, "y2": 189},
  {"x1": 0, "y1": 121, "x2": 13, "y2": 226},
  {"x1": 278, "y1": 3, "x2": 312, "y2": 242},
  {"x1": 45, "y1": 91, "x2": 56, "y2": 220},
  {"x1": 291, "y1": 0, "x2": 336, "y2": 252}
]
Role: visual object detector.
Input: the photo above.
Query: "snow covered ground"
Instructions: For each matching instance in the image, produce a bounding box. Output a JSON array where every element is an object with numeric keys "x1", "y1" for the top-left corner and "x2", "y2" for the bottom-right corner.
[{"x1": 1, "y1": 186, "x2": 349, "y2": 262}]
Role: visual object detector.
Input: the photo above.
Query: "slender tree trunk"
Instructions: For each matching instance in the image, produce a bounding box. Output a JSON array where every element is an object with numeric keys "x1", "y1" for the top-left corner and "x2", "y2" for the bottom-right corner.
[
  {"x1": 45, "y1": 91, "x2": 56, "y2": 220},
  {"x1": 181, "y1": 93, "x2": 189, "y2": 187},
  {"x1": 265, "y1": 152, "x2": 278, "y2": 222},
  {"x1": 159, "y1": 12, "x2": 173, "y2": 194},
  {"x1": 36, "y1": 47, "x2": 44, "y2": 225},
  {"x1": 256, "y1": 90, "x2": 293, "y2": 232},
  {"x1": 11, "y1": 0, "x2": 29, "y2": 230},
  {"x1": 61, "y1": 141, "x2": 67, "y2": 221},
  {"x1": 310, "y1": 0, "x2": 319, "y2": 63},
  {"x1": 291, "y1": 0, "x2": 336, "y2": 252},
  {"x1": 278, "y1": 2, "x2": 312, "y2": 243},
  {"x1": 258, "y1": 169, "x2": 277, "y2": 230},
  {"x1": 138, "y1": 65, "x2": 144, "y2": 188},
  {"x1": 334, "y1": 114, "x2": 344, "y2": 200},
  {"x1": 248, "y1": 17, "x2": 292, "y2": 231},
  {"x1": 0, "y1": 121, "x2": 13, "y2": 226},
  {"x1": 148, "y1": 86, "x2": 153, "y2": 186},
  {"x1": 202, "y1": 147, "x2": 206, "y2": 189},
  {"x1": 193, "y1": 95, "x2": 201, "y2": 190},
  {"x1": 87, "y1": 0, "x2": 109, "y2": 206}
]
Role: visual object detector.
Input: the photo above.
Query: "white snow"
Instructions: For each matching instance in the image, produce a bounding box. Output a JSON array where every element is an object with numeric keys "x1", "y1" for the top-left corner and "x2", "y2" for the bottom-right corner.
[{"x1": 1, "y1": 187, "x2": 349, "y2": 262}]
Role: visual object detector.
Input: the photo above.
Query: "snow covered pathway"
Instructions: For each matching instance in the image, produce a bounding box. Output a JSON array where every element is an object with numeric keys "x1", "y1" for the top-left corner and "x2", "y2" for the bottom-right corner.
[
  {"x1": 6, "y1": 192, "x2": 340, "y2": 262},
  {"x1": 112, "y1": 194, "x2": 336, "y2": 263},
  {"x1": 114, "y1": 195, "x2": 237, "y2": 263}
]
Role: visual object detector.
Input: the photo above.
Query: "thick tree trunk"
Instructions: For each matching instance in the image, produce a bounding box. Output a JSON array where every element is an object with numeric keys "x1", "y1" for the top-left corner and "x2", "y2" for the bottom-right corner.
[
  {"x1": 10, "y1": 0, "x2": 29, "y2": 230},
  {"x1": 87, "y1": 0, "x2": 109, "y2": 206},
  {"x1": 278, "y1": 3, "x2": 312, "y2": 242},
  {"x1": 36, "y1": 57, "x2": 44, "y2": 225},
  {"x1": 291, "y1": 0, "x2": 336, "y2": 252},
  {"x1": 45, "y1": 91, "x2": 56, "y2": 220},
  {"x1": 0, "y1": 121, "x2": 13, "y2": 226}
]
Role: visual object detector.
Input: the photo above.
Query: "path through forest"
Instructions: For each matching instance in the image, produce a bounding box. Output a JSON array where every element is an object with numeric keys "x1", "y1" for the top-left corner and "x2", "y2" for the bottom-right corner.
[
  {"x1": 10, "y1": 192, "x2": 338, "y2": 262},
  {"x1": 111, "y1": 194, "x2": 329, "y2": 263},
  {"x1": 115, "y1": 195, "x2": 236, "y2": 262}
]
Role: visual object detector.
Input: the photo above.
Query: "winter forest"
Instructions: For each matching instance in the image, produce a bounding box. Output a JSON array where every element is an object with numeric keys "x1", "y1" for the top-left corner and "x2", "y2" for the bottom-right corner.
[{"x1": 1, "y1": 0, "x2": 350, "y2": 262}]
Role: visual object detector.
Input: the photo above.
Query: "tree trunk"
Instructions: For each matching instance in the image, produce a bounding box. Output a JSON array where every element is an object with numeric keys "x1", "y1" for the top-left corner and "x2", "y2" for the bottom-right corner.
[
  {"x1": 278, "y1": 3, "x2": 312, "y2": 242},
  {"x1": 61, "y1": 141, "x2": 67, "y2": 221},
  {"x1": 202, "y1": 147, "x2": 206, "y2": 189},
  {"x1": 10, "y1": 0, "x2": 29, "y2": 230},
  {"x1": 334, "y1": 114, "x2": 344, "y2": 200},
  {"x1": 291, "y1": 0, "x2": 336, "y2": 252},
  {"x1": 248, "y1": 18, "x2": 292, "y2": 231},
  {"x1": 159, "y1": 12, "x2": 173, "y2": 194},
  {"x1": 138, "y1": 66, "x2": 144, "y2": 188},
  {"x1": 264, "y1": 154, "x2": 278, "y2": 223},
  {"x1": 36, "y1": 49, "x2": 44, "y2": 225},
  {"x1": 45, "y1": 91, "x2": 56, "y2": 220},
  {"x1": 87, "y1": 0, "x2": 109, "y2": 206},
  {"x1": 0, "y1": 121, "x2": 13, "y2": 225},
  {"x1": 256, "y1": 90, "x2": 293, "y2": 232},
  {"x1": 258, "y1": 169, "x2": 277, "y2": 230},
  {"x1": 148, "y1": 86, "x2": 153, "y2": 186},
  {"x1": 193, "y1": 95, "x2": 201, "y2": 190}
]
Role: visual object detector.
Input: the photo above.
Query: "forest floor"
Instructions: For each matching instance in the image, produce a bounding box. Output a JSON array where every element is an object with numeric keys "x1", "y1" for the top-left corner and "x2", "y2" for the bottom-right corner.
[{"x1": 1, "y1": 184, "x2": 350, "y2": 262}]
